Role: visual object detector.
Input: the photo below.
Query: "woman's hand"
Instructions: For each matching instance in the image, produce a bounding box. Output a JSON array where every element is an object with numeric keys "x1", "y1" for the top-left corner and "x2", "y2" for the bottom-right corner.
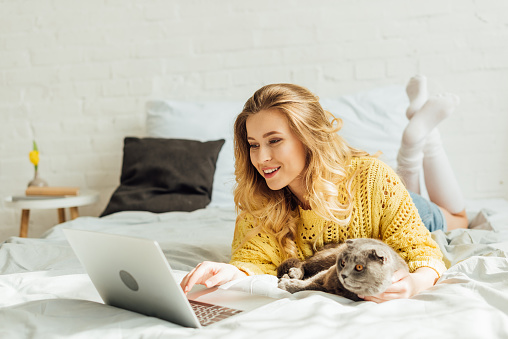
[
  {"x1": 359, "y1": 267, "x2": 439, "y2": 303},
  {"x1": 180, "y1": 261, "x2": 248, "y2": 294}
]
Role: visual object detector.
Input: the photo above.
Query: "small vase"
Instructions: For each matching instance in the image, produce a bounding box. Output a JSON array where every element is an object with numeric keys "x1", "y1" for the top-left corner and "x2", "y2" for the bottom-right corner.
[{"x1": 28, "y1": 169, "x2": 48, "y2": 187}]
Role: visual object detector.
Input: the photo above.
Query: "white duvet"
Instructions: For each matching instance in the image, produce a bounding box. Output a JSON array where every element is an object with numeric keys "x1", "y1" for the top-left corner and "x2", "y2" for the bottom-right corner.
[{"x1": 2, "y1": 204, "x2": 508, "y2": 339}]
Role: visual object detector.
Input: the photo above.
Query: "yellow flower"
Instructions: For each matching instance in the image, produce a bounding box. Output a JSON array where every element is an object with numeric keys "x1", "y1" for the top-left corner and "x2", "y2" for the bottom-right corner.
[
  {"x1": 29, "y1": 140, "x2": 39, "y2": 170},
  {"x1": 29, "y1": 150, "x2": 39, "y2": 166}
]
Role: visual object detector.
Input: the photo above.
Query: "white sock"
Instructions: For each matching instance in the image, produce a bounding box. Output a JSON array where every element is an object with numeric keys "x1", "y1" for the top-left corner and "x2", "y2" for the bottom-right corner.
[
  {"x1": 397, "y1": 141, "x2": 423, "y2": 194},
  {"x1": 396, "y1": 75, "x2": 429, "y2": 192},
  {"x1": 423, "y1": 129, "x2": 465, "y2": 214},
  {"x1": 402, "y1": 93, "x2": 459, "y2": 146},
  {"x1": 406, "y1": 75, "x2": 428, "y2": 119},
  {"x1": 397, "y1": 93, "x2": 459, "y2": 194}
]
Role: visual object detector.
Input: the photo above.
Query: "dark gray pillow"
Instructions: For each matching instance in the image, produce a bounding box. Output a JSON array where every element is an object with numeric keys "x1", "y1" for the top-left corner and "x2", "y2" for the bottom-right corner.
[{"x1": 101, "y1": 137, "x2": 225, "y2": 217}]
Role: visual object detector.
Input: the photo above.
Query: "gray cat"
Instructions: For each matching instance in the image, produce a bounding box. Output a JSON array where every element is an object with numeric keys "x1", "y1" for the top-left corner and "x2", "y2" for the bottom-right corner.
[{"x1": 277, "y1": 238, "x2": 409, "y2": 301}]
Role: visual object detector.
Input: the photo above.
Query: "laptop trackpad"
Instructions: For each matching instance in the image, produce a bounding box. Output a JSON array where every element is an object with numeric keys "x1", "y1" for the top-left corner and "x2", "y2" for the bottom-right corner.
[{"x1": 188, "y1": 287, "x2": 275, "y2": 312}]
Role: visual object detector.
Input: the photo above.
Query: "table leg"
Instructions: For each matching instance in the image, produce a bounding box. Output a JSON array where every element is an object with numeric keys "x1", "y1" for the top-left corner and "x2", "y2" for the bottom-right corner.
[
  {"x1": 70, "y1": 207, "x2": 79, "y2": 220},
  {"x1": 20, "y1": 209, "x2": 30, "y2": 238},
  {"x1": 58, "y1": 208, "x2": 66, "y2": 223}
]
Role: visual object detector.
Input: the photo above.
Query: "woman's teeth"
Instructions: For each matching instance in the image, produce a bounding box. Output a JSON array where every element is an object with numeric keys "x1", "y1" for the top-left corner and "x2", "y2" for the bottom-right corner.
[{"x1": 264, "y1": 167, "x2": 279, "y2": 174}]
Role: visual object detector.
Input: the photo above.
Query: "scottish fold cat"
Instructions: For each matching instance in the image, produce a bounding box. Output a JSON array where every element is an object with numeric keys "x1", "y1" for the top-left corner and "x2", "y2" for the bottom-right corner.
[{"x1": 277, "y1": 238, "x2": 409, "y2": 301}]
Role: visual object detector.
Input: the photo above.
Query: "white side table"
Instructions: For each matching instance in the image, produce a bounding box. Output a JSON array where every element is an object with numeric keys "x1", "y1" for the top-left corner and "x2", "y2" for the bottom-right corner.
[{"x1": 4, "y1": 190, "x2": 100, "y2": 238}]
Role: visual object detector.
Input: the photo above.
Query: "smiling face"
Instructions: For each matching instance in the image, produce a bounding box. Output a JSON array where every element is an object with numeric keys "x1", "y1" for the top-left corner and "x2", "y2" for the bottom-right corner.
[{"x1": 246, "y1": 109, "x2": 308, "y2": 201}]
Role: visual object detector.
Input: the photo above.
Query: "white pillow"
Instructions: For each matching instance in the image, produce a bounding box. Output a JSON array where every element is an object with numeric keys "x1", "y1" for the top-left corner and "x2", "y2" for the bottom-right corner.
[
  {"x1": 145, "y1": 85, "x2": 408, "y2": 208},
  {"x1": 321, "y1": 85, "x2": 408, "y2": 169},
  {"x1": 146, "y1": 100, "x2": 242, "y2": 208}
]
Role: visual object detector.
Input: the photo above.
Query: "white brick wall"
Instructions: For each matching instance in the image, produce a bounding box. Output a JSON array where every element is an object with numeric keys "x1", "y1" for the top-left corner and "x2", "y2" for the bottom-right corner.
[{"x1": 1, "y1": 0, "x2": 507, "y2": 241}]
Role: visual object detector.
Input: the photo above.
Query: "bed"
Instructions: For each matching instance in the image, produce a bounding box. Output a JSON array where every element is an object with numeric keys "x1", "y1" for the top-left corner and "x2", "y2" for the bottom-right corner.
[{"x1": 2, "y1": 85, "x2": 508, "y2": 338}]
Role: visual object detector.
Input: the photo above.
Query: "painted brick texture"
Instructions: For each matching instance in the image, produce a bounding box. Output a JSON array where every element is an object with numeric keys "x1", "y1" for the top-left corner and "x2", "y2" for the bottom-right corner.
[{"x1": 1, "y1": 0, "x2": 507, "y2": 241}]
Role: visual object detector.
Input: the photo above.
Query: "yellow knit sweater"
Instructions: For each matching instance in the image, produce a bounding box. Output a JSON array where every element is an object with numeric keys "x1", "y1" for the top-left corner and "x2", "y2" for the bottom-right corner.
[{"x1": 230, "y1": 157, "x2": 447, "y2": 277}]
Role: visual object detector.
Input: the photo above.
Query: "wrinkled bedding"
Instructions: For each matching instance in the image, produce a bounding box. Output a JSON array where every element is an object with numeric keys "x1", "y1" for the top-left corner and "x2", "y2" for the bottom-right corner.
[{"x1": 1, "y1": 202, "x2": 508, "y2": 338}]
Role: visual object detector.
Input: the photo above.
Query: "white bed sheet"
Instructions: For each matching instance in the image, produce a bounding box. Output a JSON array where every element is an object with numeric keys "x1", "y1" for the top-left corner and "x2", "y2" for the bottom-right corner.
[{"x1": 1, "y1": 201, "x2": 508, "y2": 338}]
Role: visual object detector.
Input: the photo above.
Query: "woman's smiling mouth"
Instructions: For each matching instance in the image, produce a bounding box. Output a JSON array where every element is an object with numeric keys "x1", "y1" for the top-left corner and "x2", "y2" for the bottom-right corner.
[{"x1": 263, "y1": 167, "x2": 280, "y2": 178}]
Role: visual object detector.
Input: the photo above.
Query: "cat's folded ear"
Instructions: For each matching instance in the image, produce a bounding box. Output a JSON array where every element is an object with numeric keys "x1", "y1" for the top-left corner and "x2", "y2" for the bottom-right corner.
[{"x1": 369, "y1": 249, "x2": 388, "y2": 264}]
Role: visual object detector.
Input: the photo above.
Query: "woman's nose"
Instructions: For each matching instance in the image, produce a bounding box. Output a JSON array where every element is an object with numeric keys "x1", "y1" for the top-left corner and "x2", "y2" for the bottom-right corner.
[{"x1": 258, "y1": 145, "x2": 272, "y2": 162}]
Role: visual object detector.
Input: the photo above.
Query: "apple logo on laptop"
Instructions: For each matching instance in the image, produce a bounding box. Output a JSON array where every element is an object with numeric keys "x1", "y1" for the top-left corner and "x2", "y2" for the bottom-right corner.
[{"x1": 119, "y1": 270, "x2": 139, "y2": 291}]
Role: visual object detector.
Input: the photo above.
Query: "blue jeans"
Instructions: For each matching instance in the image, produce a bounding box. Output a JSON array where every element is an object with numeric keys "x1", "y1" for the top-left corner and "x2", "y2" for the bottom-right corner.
[{"x1": 408, "y1": 191, "x2": 447, "y2": 232}]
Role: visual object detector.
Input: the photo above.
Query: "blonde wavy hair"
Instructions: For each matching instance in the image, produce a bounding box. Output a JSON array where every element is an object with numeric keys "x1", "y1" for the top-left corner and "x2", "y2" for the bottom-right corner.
[{"x1": 233, "y1": 83, "x2": 370, "y2": 259}]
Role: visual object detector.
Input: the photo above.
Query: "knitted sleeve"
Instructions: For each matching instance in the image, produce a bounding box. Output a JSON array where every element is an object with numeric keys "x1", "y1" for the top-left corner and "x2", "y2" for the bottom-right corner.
[
  {"x1": 368, "y1": 159, "x2": 447, "y2": 276},
  {"x1": 229, "y1": 213, "x2": 283, "y2": 276}
]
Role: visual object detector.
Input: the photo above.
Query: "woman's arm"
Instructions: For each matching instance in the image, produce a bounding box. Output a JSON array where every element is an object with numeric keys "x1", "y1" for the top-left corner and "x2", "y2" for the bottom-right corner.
[
  {"x1": 372, "y1": 160, "x2": 447, "y2": 276},
  {"x1": 180, "y1": 213, "x2": 282, "y2": 293},
  {"x1": 229, "y1": 213, "x2": 284, "y2": 276}
]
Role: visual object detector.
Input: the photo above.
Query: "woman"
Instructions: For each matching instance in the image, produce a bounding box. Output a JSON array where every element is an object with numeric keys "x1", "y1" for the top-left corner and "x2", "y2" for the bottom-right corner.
[{"x1": 181, "y1": 80, "x2": 467, "y2": 303}]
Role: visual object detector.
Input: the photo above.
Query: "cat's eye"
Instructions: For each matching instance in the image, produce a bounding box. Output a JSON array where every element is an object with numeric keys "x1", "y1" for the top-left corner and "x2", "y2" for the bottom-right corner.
[
  {"x1": 355, "y1": 264, "x2": 363, "y2": 271},
  {"x1": 340, "y1": 260, "x2": 346, "y2": 267}
]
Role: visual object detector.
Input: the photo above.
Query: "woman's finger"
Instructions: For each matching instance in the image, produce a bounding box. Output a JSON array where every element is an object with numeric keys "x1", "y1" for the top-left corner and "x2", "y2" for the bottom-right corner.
[
  {"x1": 363, "y1": 290, "x2": 401, "y2": 303},
  {"x1": 382, "y1": 279, "x2": 407, "y2": 294},
  {"x1": 179, "y1": 264, "x2": 199, "y2": 289},
  {"x1": 392, "y1": 269, "x2": 410, "y2": 283},
  {"x1": 203, "y1": 269, "x2": 231, "y2": 287},
  {"x1": 181, "y1": 262, "x2": 213, "y2": 293},
  {"x1": 362, "y1": 295, "x2": 383, "y2": 303}
]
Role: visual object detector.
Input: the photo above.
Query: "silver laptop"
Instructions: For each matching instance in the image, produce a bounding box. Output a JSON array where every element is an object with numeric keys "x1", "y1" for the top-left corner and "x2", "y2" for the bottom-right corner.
[{"x1": 64, "y1": 228, "x2": 274, "y2": 328}]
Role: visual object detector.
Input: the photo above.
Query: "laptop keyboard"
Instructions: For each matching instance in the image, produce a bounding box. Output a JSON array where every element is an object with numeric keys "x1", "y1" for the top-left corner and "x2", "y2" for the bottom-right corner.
[{"x1": 189, "y1": 299, "x2": 243, "y2": 326}]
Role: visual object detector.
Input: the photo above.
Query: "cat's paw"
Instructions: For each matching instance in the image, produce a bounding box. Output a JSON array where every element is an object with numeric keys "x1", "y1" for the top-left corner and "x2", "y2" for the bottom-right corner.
[
  {"x1": 288, "y1": 267, "x2": 304, "y2": 279},
  {"x1": 278, "y1": 278, "x2": 305, "y2": 293},
  {"x1": 276, "y1": 258, "x2": 301, "y2": 279}
]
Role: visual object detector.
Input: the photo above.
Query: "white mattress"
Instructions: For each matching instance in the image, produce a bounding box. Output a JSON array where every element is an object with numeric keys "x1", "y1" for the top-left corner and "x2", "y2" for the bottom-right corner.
[{"x1": 1, "y1": 199, "x2": 508, "y2": 338}]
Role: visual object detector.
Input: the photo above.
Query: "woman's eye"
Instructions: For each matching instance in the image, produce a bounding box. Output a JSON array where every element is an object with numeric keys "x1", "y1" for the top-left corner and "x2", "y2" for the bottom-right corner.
[
  {"x1": 269, "y1": 139, "x2": 281, "y2": 145},
  {"x1": 249, "y1": 144, "x2": 259, "y2": 149},
  {"x1": 355, "y1": 264, "x2": 363, "y2": 271}
]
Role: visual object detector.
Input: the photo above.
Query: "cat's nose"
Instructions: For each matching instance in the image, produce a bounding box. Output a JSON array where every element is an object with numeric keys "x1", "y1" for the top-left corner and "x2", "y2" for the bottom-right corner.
[{"x1": 341, "y1": 274, "x2": 347, "y2": 279}]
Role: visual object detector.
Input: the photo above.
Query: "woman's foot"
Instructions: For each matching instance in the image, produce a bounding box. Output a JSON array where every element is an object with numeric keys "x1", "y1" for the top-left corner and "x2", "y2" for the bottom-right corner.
[
  {"x1": 402, "y1": 93, "x2": 460, "y2": 146},
  {"x1": 406, "y1": 75, "x2": 428, "y2": 119}
]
